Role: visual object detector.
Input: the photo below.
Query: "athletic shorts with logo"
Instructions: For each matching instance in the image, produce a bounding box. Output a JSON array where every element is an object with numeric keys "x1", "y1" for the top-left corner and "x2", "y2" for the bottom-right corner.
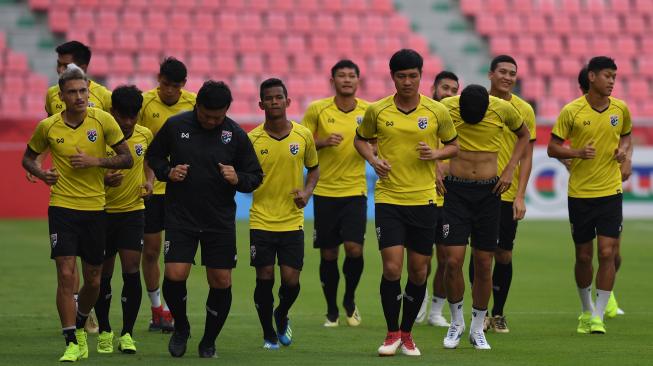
[
  {"x1": 440, "y1": 176, "x2": 501, "y2": 252},
  {"x1": 250, "y1": 229, "x2": 304, "y2": 270},
  {"x1": 313, "y1": 195, "x2": 366, "y2": 248},
  {"x1": 105, "y1": 210, "x2": 145, "y2": 258},
  {"x1": 163, "y1": 229, "x2": 237, "y2": 269},
  {"x1": 375, "y1": 203, "x2": 437, "y2": 256},
  {"x1": 499, "y1": 201, "x2": 518, "y2": 251},
  {"x1": 144, "y1": 194, "x2": 165, "y2": 233},
  {"x1": 48, "y1": 206, "x2": 106, "y2": 265},
  {"x1": 568, "y1": 193, "x2": 623, "y2": 244}
]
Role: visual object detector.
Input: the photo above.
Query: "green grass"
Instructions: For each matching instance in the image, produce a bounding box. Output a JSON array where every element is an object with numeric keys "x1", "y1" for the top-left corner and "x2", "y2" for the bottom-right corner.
[{"x1": 1, "y1": 219, "x2": 652, "y2": 365}]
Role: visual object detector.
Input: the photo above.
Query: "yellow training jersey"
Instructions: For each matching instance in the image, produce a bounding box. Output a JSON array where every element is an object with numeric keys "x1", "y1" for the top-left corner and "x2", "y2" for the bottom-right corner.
[
  {"x1": 137, "y1": 88, "x2": 196, "y2": 195},
  {"x1": 356, "y1": 94, "x2": 457, "y2": 206},
  {"x1": 301, "y1": 97, "x2": 368, "y2": 197},
  {"x1": 497, "y1": 94, "x2": 537, "y2": 202},
  {"x1": 552, "y1": 96, "x2": 632, "y2": 198},
  {"x1": 248, "y1": 122, "x2": 319, "y2": 231},
  {"x1": 27, "y1": 108, "x2": 125, "y2": 211},
  {"x1": 45, "y1": 80, "x2": 112, "y2": 116},
  {"x1": 441, "y1": 95, "x2": 523, "y2": 153},
  {"x1": 105, "y1": 124, "x2": 153, "y2": 213}
]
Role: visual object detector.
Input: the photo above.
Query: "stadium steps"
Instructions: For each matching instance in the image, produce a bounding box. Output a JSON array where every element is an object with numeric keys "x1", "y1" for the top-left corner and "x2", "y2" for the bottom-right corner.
[
  {"x1": 0, "y1": 1, "x2": 60, "y2": 84},
  {"x1": 394, "y1": 0, "x2": 490, "y2": 86}
]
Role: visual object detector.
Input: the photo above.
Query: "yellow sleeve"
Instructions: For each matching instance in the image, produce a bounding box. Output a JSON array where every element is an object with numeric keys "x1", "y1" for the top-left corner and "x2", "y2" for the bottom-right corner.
[
  {"x1": 103, "y1": 115, "x2": 125, "y2": 146},
  {"x1": 621, "y1": 103, "x2": 632, "y2": 136},
  {"x1": 525, "y1": 106, "x2": 537, "y2": 140},
  {"x1": 27, "y1": 120, "x2": 49, "y2": 153},
  {"x1": 356, "y1": 105, "x2": 377, "y2": 139},
  {"x1": 435, "y1": 107, "x2": 457, "y2": 143},
  {"x1": 301, "y1": 103, "x2": 319, "y2": 134},
  {"x1": 103, "y1": 89, "x2": 113, "y2": 113},
  {"x1": 552, "y1": 106, "x2": 573, "y2": 140},
  {"x1": 304, "y1": 131, "x2": 319, "y2": 168},
  {"x1": 505, "y1": 103, "x2": 523, "y2": 132},
  {"x1": 45, "y1": 93, "x2": 52, "y2": 116}
]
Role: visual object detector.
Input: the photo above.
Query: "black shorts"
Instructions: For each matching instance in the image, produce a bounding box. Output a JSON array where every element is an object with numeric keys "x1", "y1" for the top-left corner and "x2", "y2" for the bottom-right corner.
[
  {"x1": 498, "y1": 201, "x2": 518, "y2": 251},
  {"x1": 313, "y1": 195, "x2": 367, "y2": 248},
  {"x1": 48, "y1": 206, "x2": 106, "y2": 266},
  {"x1": 568, "y1": 194, "x2": 623, "y2": 244},
  {"x1": 375, "y1": 203, "x2": 436, "y2": 256},
  {"x1": 144, "y1": 194, "x2": 165, "y2": 234},
  {"x1": 434, "y1": 206, "x2": 444, "y2": 245},
  {"x1": 105, "y1": 210, "x2": 145, "y2": 258},
  {"x1": 164, "y1": 229, "x2": 237, "y2": 269},
  {"x1": 440, "y1": 176, "x2": 501, "y2": 252},
  {"x1": 250, "y1": 229, "x2": 304, "y2": 270}
]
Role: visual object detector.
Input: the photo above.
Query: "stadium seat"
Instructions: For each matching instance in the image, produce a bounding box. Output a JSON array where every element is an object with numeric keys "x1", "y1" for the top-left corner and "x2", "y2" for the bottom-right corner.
[
  {"x1": 549, "y1": 77, "x2": 576, "y2": 101},
  {"x1": 189, "y1": 33, "x2": 212, "y2": 53},
  {"x1": 284, "y1": 34, "x2": 307, "y2": 54},
  {"x1": 534, "y1": 58, "x2": 555, "y2": 76},
  {"x1": 121, "y1": 10, "x2": 144, "y2": 31},
  {"x1": 598, "y1": 16, "x2": 620, "y2": 35},
  {"x1": 516, "y1": 35, "x2": 537, "y2": 56},
  {"x1": 560, "y1": 0, "x2": 581, "y2": 14},
  {"x1": 189, "y1": 55, "x2": 213, "y2": 75},
  {"x1": 28, "y1": 0, "x2": 50, "y2": 11},
  {"x1": 340, "y1": 14, "x2": 361, "y2": 33},
  {"x1": 489, "y1": 36, "x2": 513, "y2": 56},
  {"x1": 89, "y1": 53, "x2": 109, "y2": 77},
  {"x1": 501, "y1": 14, "x2": 523, "y2": 35},
  {"x1": 294, "y1": 56, "x2": 317, "y2": 75},
  {"x1": 241, "y1": 13, "x2": 263, "y2": 33},
  {"x1": 112, "y1": 54, "x2": 134, "y2": 75},
  {"x1": 48, "y1": 9, "x2": 70, "y2": 34},
  {"x1": 215, "y1": 54, "x2": 237, "y2": 75},
  {"x1": 237, "y1": 34, "x2": 259, "y2": 53},
  {"x1": 584, "y1": 0, "x2": 607, "y2": 14},
  {"x1": 363, "y1": 14, "x2": 385, "y2": 34},
  {"x1": 266, "y1": 12, "x2": 289, "y2": 33},
  {"x1": 590, "y1": 37, "x2": 612, "y2": 55},
  {"x1": 257, "y1": 34, "x2": 282, "y2": 53},
  {"x1": 370, "y1": 0, "x2": 395, "y2": 14},
  {"x1": 289, "y1": 13, "x2": 311, "y2": 33},
  {"x1": 72, "y1": 9, "x2": 95, "y2": 31},
  {"x1": 634, "y1": 0, "x2": 653, "y2": 13},
  {"x1": 4, "y1": 51, "x2": 29, "y2": 73},
  {"x1": 116, "y1": 31, "x2": 139, "y2": 53},
  {"x1": 460, "y1": 0, "x2": 482, "y2": 15},
  {"x1": 170, "y1": 12, "x2": 192, "y2": 31},
  {"x1": 192, "y1": 12, "x2": 215, "y2": 31},
  {"x1": 535, "y1": 0, "x2": 557, "y2": 14},
  {"x1": 241, "y1": 54, "x2": 264, "y2": 75},
  {"x1": 98, "y1": 10, "x2": 119, "y2": 30},
  {"x1": 608, "y1": 0, "x2": 632, "y2": 14},
  {"x1": 520, "y1": 77, "x2": 545, "y2": 101},
  {"x1": 140, "y1": 32, "x2": 163, "y2": 53},
  {"x1": 485, "y1": 0, "x2": 508, "y2": 14},
  {"x1": 163, "y1": 32, "x2": 186, "y2": 53},
  {"x1": 558, "y1": 57, "x2": 583, "y2": 77},
  {"x1": 550, "y1": 15, "x2": 572, "y2": 35},
  {"x1": 627, "y1": 79, "x2": 650, "y2": 101},
  {"x1": 575, "y1": 16, "x2": 596, "y2": 35},
  {"x1": 565, "y1": 35, "x2": 589, "y2": 56},
  {"x1": 215, "y1": 33, "x2": 236, "y2": 53},
  {"x1": 625, "y1": 15, "x2": 646, "y2": 35},
  {"x1": 475, "y1": 14, "x2": 499, "y2": 35},
  {"x1": 616, "y1": 38, "x2": 637, "y2": 56},
  {"x1": 145, "y1": 10, "x2": 168, "y2": 31},
  {"x1": 137, "y1": 54, "x2": 160, "y2": 74},
  {"x1": 323, "y1": 0, "x2": 343, "y2": 12},
  {"x1": 540, "y1": 36, "x2": 563, "y2": 56},
  {"x1": 525, "y1": 15, "x2": 547, "y2": 34}
]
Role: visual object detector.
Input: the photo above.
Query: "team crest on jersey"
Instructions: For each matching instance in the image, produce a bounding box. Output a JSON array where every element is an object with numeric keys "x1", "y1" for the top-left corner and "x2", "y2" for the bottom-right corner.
[
  {"x1": 610, "y1": 115, "x2": 619, "y2": 126},
  {"x1": 356, "y1": 116, "x2": 363, "y2": 125},
  {"x1": 50, "y1": 233, "x2": 58, "y2": 248},
  {"x1": 417, "y1": 117, "x2": 428, "y2": 130},
  {"x1": 221, "y1": 130, "x2": 232, "y2": 144},
  {"x1": 289, "y1": 143, "x2": 300, "y2": 155},
  {"x1": 87, "y1": 129, "x2": 98, "y2": 142},
  {"x1": 134, "y1": 143, "x2": 144, "y2": 156},
  {"x1": 442, "y1": 224, "x2": 450, "y2": 238}
]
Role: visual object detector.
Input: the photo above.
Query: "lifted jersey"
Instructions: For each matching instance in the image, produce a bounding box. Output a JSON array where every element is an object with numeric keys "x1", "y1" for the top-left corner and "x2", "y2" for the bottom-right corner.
[{"x1": 302, "y1": 97, "x2": 368, "y2": 197}]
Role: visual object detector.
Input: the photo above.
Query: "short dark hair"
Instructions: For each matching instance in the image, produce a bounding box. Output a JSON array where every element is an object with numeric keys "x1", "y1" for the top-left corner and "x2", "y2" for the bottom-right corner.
[
  {"x1": 490, "y1": 55, "x2": 517, "y2": 72},
  {"x1": 459, "y1": 84, "x2": 489, "y2": 125},
  {"x1": 259, "y1": 78, "x2": 288, "y2": 100},
  {"x1": 58, "y1": 64, "x2": 87, "y2": 90},
  {"x1": 331, "y1": 59, "x2": 360, "y2": 78},
  {"x1": 434, "y1": 70, "x2": 459, "y2": 87},
  {"x1": 159, "y1": 57, "x2": 187, "y2": 83},
  {"x1": 587, "y1": 56, "x2": 617, "y2": 74},
  {"x1": 197, "y1": 80, "x2": 233, "y2": 110},
  {"x1": 111, "y1": 85, "x2": 143, "y2": 118},
  {"x1": 389, "y1": 49, "x2": 423, "y2": 74},
  {"x1": 578, "y1": 66, "x2": 589, "y2": 94},
  {"x1": 56, "y1": 41, "x2": 91, "y2": 66}
]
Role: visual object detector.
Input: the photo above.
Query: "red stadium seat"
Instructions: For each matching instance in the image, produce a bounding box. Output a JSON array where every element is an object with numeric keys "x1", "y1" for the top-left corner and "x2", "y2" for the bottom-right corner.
[
  {"x1": 91, "y1": 30, "x2": 114, "y2": 52},
  {"x1": 284, "y1": 35, "x2": 307, "y2": 54},
  {"x1": 309, "y1": 34, "x2": 329, "y2": 55},
  {"x1": 475, "y1": 14, "x2": 499, "y2": 35},
  {"x1": 363, "y1": 14, "x2": 385, "y2": 33},
  {"x1": 408, "y1": 34, "x2": 430, "y2": 56},
  {"x1": 241, "y1": 13, "x2": 263, "y2": 33},
  {"x1": 549, "y1": 77, "x2": 576, "y2": 101},
  {"x1": 140, "y1": 32, "x2": 163, "y2": 53},
  {"x1": 537, "y1": 98, "x2": 562, "y2": 118},
  {"x1": 48, "y1": 9, "x2": 70, "y2": 34},
  {"x1": 560, "y1": 0, "x2": 581, "y2": 14},
  {"x1": 266, "y1": 12, "x2": 289, "y2": 33},
  {"x1": 637, "y1": 58, "x2": 653, "y2": 77},
  {"x1": 616, "y1": 38, "x2": 638, "y2": 56},
  {"x1": 565, "y1": 35, "x2": 589, "y2": 57},
  {"x1": 97, "y1": 10, "x2": 119, "y2": 30},
  {"x1": 459, "y1": 0, "x2": 482, "y2": 15},
  {"x1": 598, "y1": 15, "x2": 620, "y2": 35},
  {"x1": 489, "y1": 36, "x2": 513, "y2": 56},
  {"x1": 323, "y1": 0, "x2": 343, "y2": 12},
  {"x1": 550, "y1": 15, "x2": 572, "y2": 35},
  {"x1": 215, "y1": 33, "x2": 236, "y2": 53},
  {"x1": 145, "y1": 10, "x2": 168, "y2": 31},
  {"x1": 265, "y1": 55, "x2": 290, "y2": 76},
  {"x1": 516, "y1": 35, "x2": 537, "y2": 56},
  {"x1": 608, "y1": 0, "x2": 632, "y2": 14},
  {"x1": 258, "y1": 34, "x2": 283, "y2": 53},
  {"x1": 575, "y1": 16, "x2": 596, "y2": 35},
  {"x1": 27, "y1": 74, "x2": 48, "y2": 93},
  {"x1": 381, "y1": 35, "x2": 402, "y2": 54},
  {"x1": 625, "y1": 15, "x2": 646, "y2": 35},
  {"x1": 72, "y1": 9, "x2": 95, "y2": 31},
  {"x1": 237, "y1": 34, "x2": 258, "y2": 53},
  {"x1": 339, "y1": 14, "x2": 361, "y2": 33},
  {"x1": 116, "y1": 31, "x2": 139, "y2": 53},
  {"x1": 540, "y1": 36, "x2": 563, "y2": 55},
  {"x1": 501, "y1": 14, "x2": 523, "y2": 35},
  {"x1": 388, "y1": 15, "x2": 410, "y2": 34},
  {"x1": 112, "y1": 54, "x2": 134, "y2": 75},
  {"x1": 241, "y1": 54, "x2": 264, "y2": 75},
  {"x1": 121, "y1": 10, "x2": 144, "y2": 31},
  {"x1": 89, "y1": 53, "x2": 109, "y2": 77},
  {"x1": 289, "y1": 13, "x2": 311, "y2": 33},
  {"x1": 192, "y1": 12, "x2": 215, "y2": 31},
  {"x1": 247, "y1": 0, "x2": 272, "y2": 12},
  {"x1": 584, "y1": 0, "x2": 607, "y2": 14},
  {"x1": 535, "y1": 0, "x2": 557, "y2": 14},
  {"x1": 590, "y1": 37, "x2": 612, "y2": 55},
  {"x1": 3, "y1": 74, "x2": 26, "y2": 94},
  {"x1": 370, "y1": 0, "x2": 395, "y2": 14},
  {"x1": 613, "y1": 57, "x2": 634, "y2": 77},
  {"x1": 294, "y1": 56, "x2": 317, "y2": 75},
  {"x1": 214, "y1": 54, "x2": 237, "y2": 75},
  {"x1": 170, "y1": 13, "x2": 192, "y2": 31},
  {"x1": 217, "y1": 11, "x2": 239, "y2": 32},
  {"x1": 641, "y1": 37, "x2": 653, "y2": 55},
  {"x1": 520, "y1": 77, "x2": 546, "y2": 100},
  {"x1": 295, "y1": 0, "x2": 319, "y2": 11},
  {"x1": 233, "y1": 75, "x2": 258, "y2": 97},
  {"x1": 189, "y1": 55, "x2": 213, "y2": 75},
  {"x1": 28, "y1": 0, "x2": 50, "y2": 11},
  {"x1": 512, "y1": 0, "x2": 533, "y2": 14},
  {"x1": 137, "y1": 54, "x2": 160, "y2": 74},
  {"x1": 534, "y1": 58, "x2": 555, "y2": 76},
  {"x1": 525, "y1": 15, "x2": 547, "y2": 34},
  {"x1": 189, "y1": 33, "x2": 212, "y2": 53},
  {"x1": 485, "y1": 0, "x2": 508, "y2": 14},
  {"x1": 627, "y1": 79, "x2": 650, "y2": 101},
  {"x1": 314, "y1": 13, "x2": 336, "y2": 32},
  {"x1": 634, "y1": 0, "x2": 653, "y2": 13},
  {"x1": 163, "y1": 32, "x2": 186, "y2": 53},
  {"x1": 558, "y1": 57, "x2": 583, "y2": 77}
]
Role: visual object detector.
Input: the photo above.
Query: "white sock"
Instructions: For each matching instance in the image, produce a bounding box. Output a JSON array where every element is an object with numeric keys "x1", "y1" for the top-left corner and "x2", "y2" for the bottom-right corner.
[
  {"x1": 163, "y1": 303, "x2": 170, "y2": 311},
  {"x1": 431, "y1": 296, "x2": 446, "y2": 315},
  {"x1": 73, "y1": 293, "x2": 79, "y2": 311},
  {"x1": 470, "y1": 307, "x2": 487, "y2": 333},
  {"x1": 148, "y1": 288, "x2": 161, "y2": 308},
  {"x1": 593, "y1": 289, "x2": 611, "y2": 320},
  {"x1": 577, "y1": 286, "x2": 594, "y2": 313},
  {"x1": 448, "y1": 300, "x2": 464, "y2": 326}
]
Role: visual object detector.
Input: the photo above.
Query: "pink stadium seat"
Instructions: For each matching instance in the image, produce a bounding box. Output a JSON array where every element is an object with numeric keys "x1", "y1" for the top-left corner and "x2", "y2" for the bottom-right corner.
[
  {"x1": 189, "y1": 55, "x2": 212, "y2": 75},
  {"x1": 112, "y1": 54, "x2": 134, "y2": 75},
  {"x1": 423, "y1": 57, "x2": 443, "y2": 77},
  {"x1": 314, "y1": 13, "x2": 336, "y2": 32},
  {"x1": 637, "y1": 58, "x2": 653, "y2": 77},
  {"x1": 266, "y1": 12, "x2": 289, "y2": 33},
  {"x1": 520, "y1": 77, "x2": 545, "y2": 101},
  {"x1": 189, "y1": 33, "x2": 212, "y2": 53},
  {"x1": 388, "y1": 15, "x2": 410, "y2": 34},
  {"x1": 485, "y1": 0, "x2": 508, "y2": 14},
  {"x1": 105, "y1": 75, "x2": 129, "y2": 90},
  {"x1": 634, "y1": 0, "x2": 653, "y2": 13},
  {"x1": 48, "y1": 9, "x2": 70, "y2": 34},
  {"x1": 65, "y1": 30, "x2": 92, "y2": 45},
  {"x1": 475, "y1": 14, "x2": 499, "y2": 35},
  {"x1": 257, "y1": 34, "x2": 282, "y2": 53},
  {"x1": 241, "y1": 54, "x2": 264, "y2": 75},
  {"x1": 616, "y1": 38, "x2": 637, "y2": 56},
  {"x1": 370, "y1": 0, "x2": 395, "y2": 14},
  {"x1": 140, "y1": 33, "x2": 163, "y2": 53},
  {"x1": 625, "y1": 15, "x2": 646, "y2": 35},
  {"x1": 91, "y1": 31, "x2": 114, "y2": 52},
  {"x1": 584, "y1": 0, "x2": 607, "y2": 14},
  {"x1": 284, "y1": 35, "x2": 307, "y2": 54},
  {"x1": 265, "y1": 55, "x2": 290, "y2": 75},
  {"x1": 323, "y1": 0, "x2": 343, "y2": 12},
  {"x1": 295, "y1": 0, "x2": 319, "y2": 11},
  {"x1": 89, "y1": 52, "x2": 109, "y2": 77},
  {"x1": 26, "y1": 74, "x2": 47, "y2": 94},
  {"x1": 575, "y1": 16, "x2": 596, "y2": 35},
  {"x1": 363, "y1": 14, "x2": 385, "y2": 34},
  {"x1": 309, "y1": 34, "x2": 329, "y2": 55},
  {"x1": 627, "y1": 79, "x2": 650, "y2": 100},
  {"x1": 536, "y1": 0, "x2": 557, "y2": 14},
  {"x1": 560, "y1": 0, "x2": 581, "y2": 14},
  {"x1": 340, "y1": 14, "x2": 361, "y2": 33},
  {"x1": 145, "y1": 10, "x2": 168, "y2": 31},
  {"x1": 540, "y1": 36, "x2": 563, "y2": 55},
  {"x1": 222, "y1": 0, "x2": 245, "y2": 10},
  {"x1": 512, "y1": 0, "x2": 533, "y2": 14},
  {"x1": 534, "y1": 58, "x2": 555, "y2": 76},
  {"x1": 408, "y1": 34, "x2": 430, "y2": 56},
  {"x1": 217, "y1": 11, "x2": 239, "y2": 32},
  {"x1": 228, "y1": 100, "x2": 252, "y2": 116},
  {"x1": 516, "y1": 35, "x2": 537, "y2": 56},
  {"x1": 289, "y1": 13, "x2": 311, "y2": 33},
  {"x1": 1, "y1": 95, "x2": 24, "y2": 119},
  {"x1": 233, "y1": 75, "x2": 258, "y2": 97},
  {"x1": 525, "y1": 15, "x2": 547, "y2": 34},
  {"x1": 163, "y1": 32, "x2": 186, "y2": 53},
  {"x1": 459, "y1": 0, "x2": 482, "y2": 15},
  {"x1": 549, "y1": 77, "x2": 576, "y2": 100},
  {"x1": 381, "y1": 35, "x2": 402, "y2": 54},
  {"x1": 192, "y1": 12, "x2": 215, "y2": 31},
  {"x1": 343, "y1": 0, "x2": 367, "y2": 13},
  {"x1": 121, "y1": 10, "x2": 144, "y2": 31},
  {"x1": 215, "y1": 54, "x2": 237, "y2": 74},
  {"x1": 274, "y1": 0, "x2": 294, "y2": 11},
  {"x1": 501, "y1": 14, "x2": 523, "y2": 35},
  {"x1": 286, "y1": 78, "x2": 306, "y2": 96},
  {"x1": 3, "y1": 74, "x2": 26, "y2": 94},
  {"x1": 241, "y1": 13, "x2": 263, "y2": 33},
  {"x1": 598, "y1": 16, "x2": 620, "y2": 35},
  {"x1": 558, "y1": 57, "x2": 583, "y2": 77},
  {"x1": 641, "y1": 37, "x2": 653, "y2": 54},
  {"x1": 137, "y1": 54, "x2": 160, "y2": 74},
  {"x1": 170, "y1": 13, "x2": 192, "y2": 31},
  {"x1": 551, "y1": 15, "x2": 572, "y2": 35},
  {"x1": 28, "y1": 0, "x2": 50, "y2": 11},
  {"x1": 294, "y1": 56, "x2": 317, "y2": 75},
  {"x1": 215, "y1": 33, "x2": 236, "y2": 53},
  {"x1": 237, "y1": 34, "x2": 258, "y2": 53},
  {"x1": 356, "y1": 34, "x2": 378, "y2": 56},
  {"x1": 565, "y1": 35, "x2": 590, "y2": 56},
  {"x1": 247, "y1": 0, "x2": 272, "y2": 12},
  {"x1": 590, "y1": 37, "x2": 612, "y2": 55},
  {"x1": 116, "y1": 31, "x2": 139, "y2": 53},
  {"x1": 489, "y1": 36, "x2": 513, "y2": 55},
  {"x1": 613, "y1": 57, "x2": 634, "y2": 77},
  {"x1": 72, "y1": 10, "x2": 95, "y2": 31},
  {"x1": 0, "y1": 32, "x2": 5, "y2": 51},
  {"x1": 608, "y1": 0, "x2": 632, "y2": 14},
  {"x1": 537, "y1": 98, "x2": 562, "y2": 118},
  {"x1": 98, "y1": 10, "x2": 119, "y2": 30}
]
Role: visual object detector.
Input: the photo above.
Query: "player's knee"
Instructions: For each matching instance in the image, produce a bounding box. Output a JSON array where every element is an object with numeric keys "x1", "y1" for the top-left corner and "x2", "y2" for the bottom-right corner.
[
  {"x1": 321, "y1": 248, "x2": 339, "y2": 261},
  {"x1": 407, "y1": 267, "x2": 427, "y2": 284},
  {"x1": 445, "y1": 255, "x2": 463, "y2": 272},
  {"x1": 495, "y1": 249, "x2": 512, "y2": 264},
  {"x1": 575, "y1": 251, "x2": 593, "y2": 264},
  {"x1": 57, "y1": 269, "x2": 76, "y2": 287},
  {"x1": 382, "y1": 261, "x2": 402, "y2": 280},
  {"x1": 344, "y1": 243, "x2": 363, "y2": 258},
  {"x1": 142, "y1": 248, "x2": 159, "y2": 263},
  {"x1": 597, "y1": 246, "x2": 615, "y2": 261}
]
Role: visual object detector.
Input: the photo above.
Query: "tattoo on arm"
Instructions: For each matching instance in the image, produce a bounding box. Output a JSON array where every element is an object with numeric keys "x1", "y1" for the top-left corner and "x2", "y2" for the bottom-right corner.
[{"x1": 101, "y1": 141, "x2": 133, "y2": 169}]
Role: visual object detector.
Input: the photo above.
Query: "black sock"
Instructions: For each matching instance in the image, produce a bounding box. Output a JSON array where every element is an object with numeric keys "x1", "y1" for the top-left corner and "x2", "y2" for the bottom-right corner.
[
  {"x1": 200, "y1": 287, "x2": 232, "y2": 347},
  {"x1": 491, "y1": 261, "x2": 513, "y2": 317},
  {"x1": 319, "y1": 258, "x2": 339, "y2": 318},
  {"x1": 75, "y1": 310, "x2": 89, "y2": 330},
  {"x1": 343, "y1": 255, "x2": 364, "y2": 315},
  {"x1": 275, "y1": 283, "x2": 300, "y2": 326},
  {"x1": 380, "y1": 276, "x2": 401, "y2": 332},
  {"x1": 254, "y1": 278, "x2": 276, "y2": 341},
  {"x1": 94, "y1": 276, "x2": 112, "y2": 333},
  {"x1": 162, "y1": 277, "x2": 189, "y2": 333},
  {"x1": 63, "y1": 327, "x2": 77, "y2": 345},
  {"x1": 400, "y1": 279, "x2": 427, "y2": 333},
  {"x1": 121, "y1": 272, "x2": 142, "y2": 336},
  {"x1": 468, "y1": 254, "x2": 475, "y2": 286}
]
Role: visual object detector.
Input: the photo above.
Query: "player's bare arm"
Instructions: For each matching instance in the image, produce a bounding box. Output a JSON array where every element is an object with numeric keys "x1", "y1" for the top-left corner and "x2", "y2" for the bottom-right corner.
[{"x1": 22, "y1": 147, "x2": 59, "y2": 186}]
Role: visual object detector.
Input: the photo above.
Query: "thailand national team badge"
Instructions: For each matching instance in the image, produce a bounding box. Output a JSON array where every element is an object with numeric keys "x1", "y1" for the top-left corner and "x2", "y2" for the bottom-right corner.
[
  {"x1": 417, "y1": 117, "x2": 428, "y2": 130},
  {"x1": 87, "y1": 129, "x2": 98, "y2": 142},
  {"x1": 356, "y1": 116, "x2": 363, "y2": 125},
  {"x1": 289, "y1": 143, "x2": 300, "y2": 155},
  {"x1": 442, "y1": 224, "x2": 450, "y2": 238},
  {"x1": 134, "y1": 143, "x2": 144, "y2": 156},
  {"x1": 221, "y1": 130, "x2": 232, "y2": 144},
  {"x1": 50, "y1": 233, "x2": 58, "y2": 248},
  {"x1": 610, "y1": 115, "x2": 619, "y2": 126}
]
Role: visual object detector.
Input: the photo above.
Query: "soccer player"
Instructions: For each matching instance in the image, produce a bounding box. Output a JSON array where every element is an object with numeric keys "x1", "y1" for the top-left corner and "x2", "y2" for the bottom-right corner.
[
  {"x1": 440, "y1": 84, "x2": 529, "y2": 350},
  {"x1": 248, "y1": 78, "x2": 319, "y2": 350},
  {"x1": 146, "y1": 81, "x2": 263, "y2": 358},
  {"x1": 137, "y1": 57, "x2": 196, "y2": 332},
  {"x1": 93, "y1": 85, "x2": 153, "y2": 355},
  {"x1": 354, "y1": 49, "x2": 458, "y2": 357},
  {"x1": 467, "y1": 55, "x2": 536, "y2": 333},
  {"x1": 417, "y1": 71, "x2": 460, "y2": 327},
  {"x1": 302, "y1": 59, "x2": 369, "y2": 327},
  {"x1": 547, "y1": 56, "x2": 632, "y2": 334},
  {"x1": 22, "y1": 64, "x2": 133, "y2": 362}
]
